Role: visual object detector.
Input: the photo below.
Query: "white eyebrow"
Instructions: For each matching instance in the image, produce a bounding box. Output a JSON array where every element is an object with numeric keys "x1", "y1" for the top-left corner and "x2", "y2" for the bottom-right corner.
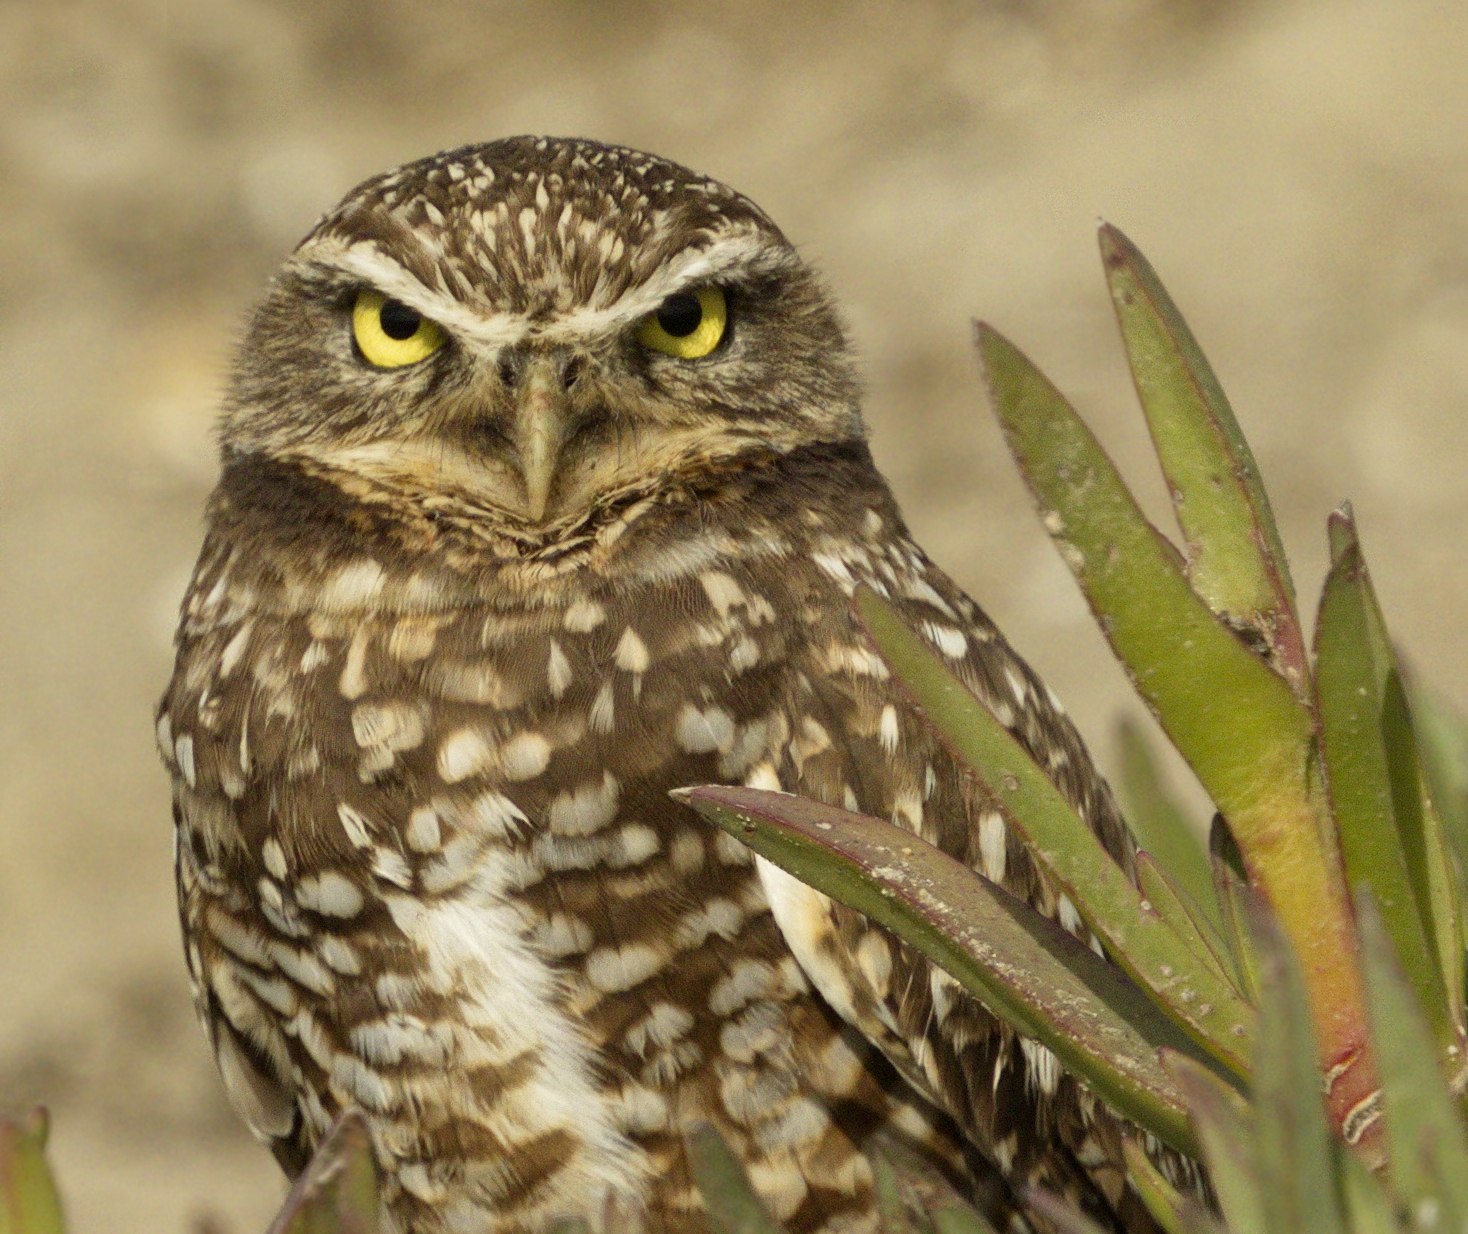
[{"x1": 297, "y1": 227, "x2": 779, "y2": 351}]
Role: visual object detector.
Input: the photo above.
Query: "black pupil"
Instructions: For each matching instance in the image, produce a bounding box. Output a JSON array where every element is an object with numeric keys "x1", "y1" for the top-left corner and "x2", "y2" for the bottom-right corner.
[
  {"x1": 656, "y1": 293, "x2": 703, "y2": 338},
  {"x1": 378, "y1": 299, "x2": 422, "y2": 340}
]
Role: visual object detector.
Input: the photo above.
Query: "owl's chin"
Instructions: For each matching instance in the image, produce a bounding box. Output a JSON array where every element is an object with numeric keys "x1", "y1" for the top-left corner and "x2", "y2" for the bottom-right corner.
[{"x1": 273, "y1": 424, "x2": 778, "y2": 542}]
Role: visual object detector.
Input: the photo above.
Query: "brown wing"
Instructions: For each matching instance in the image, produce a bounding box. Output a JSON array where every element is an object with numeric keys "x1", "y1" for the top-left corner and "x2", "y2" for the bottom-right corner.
[{"x1": 756, "y1": 509, "x2": 1168, "y2": 1232}]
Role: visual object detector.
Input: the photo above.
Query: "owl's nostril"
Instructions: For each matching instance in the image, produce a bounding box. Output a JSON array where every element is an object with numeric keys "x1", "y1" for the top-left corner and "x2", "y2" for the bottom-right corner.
[
  {"x1": 561, "y1": 356, "x2": 584, "y2": 391},
  {"x1": 497, "y1": 357, "x2": 518, "y2": 388}
]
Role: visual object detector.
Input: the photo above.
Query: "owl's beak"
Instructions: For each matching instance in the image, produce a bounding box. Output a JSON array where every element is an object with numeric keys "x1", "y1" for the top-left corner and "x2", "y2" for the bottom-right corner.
[{"x1": 512, "y1": 357, "x2": 569, "y2": 523}]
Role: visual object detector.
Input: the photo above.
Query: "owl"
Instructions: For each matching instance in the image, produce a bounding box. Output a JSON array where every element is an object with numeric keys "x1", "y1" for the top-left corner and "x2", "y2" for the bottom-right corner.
[{"x1": 158, "y1": 137, "x2": 1166, "y2": 1234}]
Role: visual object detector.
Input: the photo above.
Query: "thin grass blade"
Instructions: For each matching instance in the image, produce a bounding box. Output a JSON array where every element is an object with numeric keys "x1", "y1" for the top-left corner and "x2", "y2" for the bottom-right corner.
[
  {"x1": 1413, "y1": 686, "x2": 1468, "y2": 906},
  {"x1": 1208, "y1": 819, "x2": 1260, "y2": 1002},
  {"x1": 1336, "y1": 1150, "x2": 1399, "y2": 1234},
  {"x1": 1022, "y1": 1190, "x2": 1113, "y2": 1234},
  {"x1": 929, "y1": 1208, "x2": 1001, "y2": 1234},
  {"x1": 1164, "y1": 1052, "x2": 1267, "y2": 1234},
  {"x1": 868, "y1": 1151, "x2": 925, "y2": 1234}
]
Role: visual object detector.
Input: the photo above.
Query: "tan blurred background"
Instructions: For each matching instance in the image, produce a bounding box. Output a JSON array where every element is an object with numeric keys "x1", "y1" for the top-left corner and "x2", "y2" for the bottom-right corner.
[{"x1": 3, "y1": 0, "x2": 1467, "y2": 1229}]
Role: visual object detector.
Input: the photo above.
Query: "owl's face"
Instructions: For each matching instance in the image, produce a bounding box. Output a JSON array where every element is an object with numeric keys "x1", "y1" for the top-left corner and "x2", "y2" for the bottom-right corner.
[{"x1": 222, "y1": 136, "x2": 863, "y2": 533}]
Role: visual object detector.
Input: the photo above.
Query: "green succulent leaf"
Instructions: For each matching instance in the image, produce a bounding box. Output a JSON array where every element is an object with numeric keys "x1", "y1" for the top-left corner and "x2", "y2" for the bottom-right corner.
[
  {"x1": 1207, "y1": 820, "x2": 1260, "y2": 1004},
  {"x1": 1357, "y1": 895, "x2": 1468, "y2": 1229},
  {"x1": 855, "y1": 585, "x2": 1254, "y2": 1075},
  {"x1": 1413, "y1": 687, "x2": 1468, "y2": 880},
  {"x1": 1116, "y1": 718, "x2": 1221, "y2": 931},
  {"x1": 0, "y1": 1110, "x2": 65, "y2": 1234},
  {"x1": 868, "y1": 1151, "x2": 926, "y2": 1234},
  {"x1": 1099, "y1": 224, "x2": 1306, "y2": 692},
  {"x1": 266, "y1": 1111, "x2": 382, "y2": 1234},
  {"x1": 1119, "y1": 1138, "x2": 1190, "y2": 1234},
  {"x1": 1135, "y1": 853, "x2": 1245, "y2": 1001},
  {"x1": 1315, "y1": 508, "x2": 1462, "y2": 1051},
  {"x1": 976, "y1": 319, "x2": 1377, "y2": 1146},
  {"x1": 1164, "y1": 1051, "x2": 1267, "y2": 1234},
  {"x1": 687, "y1": 1124, "x2": 784, "y2": 1234},
  {"x1": 1336, "y1": 1150, "x2": 1401, "y2": 1234},
  {"x1": 677, "y1": 784, "x2": 1208, "y2": 1154},
  {"x1": 1250, "y1": 911, "x2": 1348, "y2": 1234}
]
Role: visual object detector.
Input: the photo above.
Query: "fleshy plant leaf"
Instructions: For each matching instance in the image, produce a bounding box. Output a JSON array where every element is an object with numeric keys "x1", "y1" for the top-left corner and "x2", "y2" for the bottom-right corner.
[
  {"x1": 1100, "y1": 224, "x2": 1306, "y2": 692},
  {"x1": 1135, "y1": 853, "x2": 1245, "y2": 999},
  {"x1": 855, "y1": 585, "x2": 1255, "y2": 1075},
  {"x1": 0, "y1": 1110, "x2": 64, "y2": 1234},
  {"x1": 976, "y1": 318, "x2": 1376, "y2": 1148},
  {"x1": 1119, "y1": 1138, "x2": 1189, "y2": 1234},
  {"x1": 1164, "y1": 1051, "x2": 1267, "y2": 1234},
  {"x1": 676, "y1": 784, "x2": 1207, "y2": 1154},
  {"x1": 1115, "y1": 718, "x2": 1221, "y2": 930},
  {"x1": 687, "y1": 1124, "x2": 784, "y2": 1234},
  {"x1": 1249, "y1": 910, "x2": 1348, "y2": 1234},
  {"x1": 1315, "y1": 508, "x2": 1461, "y2": 1050},
  {"x1": 1357, "y1": 895, "x2": 1468, "y2": 1228},
  {"x1": 266, "y1": 1111, "x2": 382, "y2": 1234}
]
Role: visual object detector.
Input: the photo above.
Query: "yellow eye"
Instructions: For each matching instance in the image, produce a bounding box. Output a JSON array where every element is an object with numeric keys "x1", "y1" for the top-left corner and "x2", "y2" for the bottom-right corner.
[
  {"x1": 635, "y1": 287, "x2": 727, "y2": 359},
  {"x1": 352, "y1": 288, "x2": 445, "y2": 368}
]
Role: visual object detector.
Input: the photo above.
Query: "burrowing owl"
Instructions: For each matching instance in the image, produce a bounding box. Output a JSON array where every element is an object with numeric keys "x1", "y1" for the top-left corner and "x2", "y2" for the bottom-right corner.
[{"x1": 159, "y1": 137, "x2": 1160, "y2": 1233}]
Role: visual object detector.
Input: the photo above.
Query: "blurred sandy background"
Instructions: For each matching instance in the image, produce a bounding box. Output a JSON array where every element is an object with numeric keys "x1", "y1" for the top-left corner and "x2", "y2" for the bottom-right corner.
[{"x1": 3, "y1": 0, "x2": 1467, "y2": 1229}]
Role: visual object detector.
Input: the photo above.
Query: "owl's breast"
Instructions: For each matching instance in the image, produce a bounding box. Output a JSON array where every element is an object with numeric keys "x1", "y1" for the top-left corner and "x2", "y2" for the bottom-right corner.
[{"x1": 162, "y1": 488, "x2": 895, "y2": 1229}]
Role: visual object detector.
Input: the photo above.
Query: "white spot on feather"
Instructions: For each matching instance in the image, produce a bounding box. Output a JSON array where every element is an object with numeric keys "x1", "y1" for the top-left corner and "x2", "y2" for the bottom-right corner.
[
  {"x1": 217, "y1": 623, "x2": 252, "y2": 679},
  {"x1": 405, "y1": 807, "x2": 442, "y2": 853},
  {"x1": 812, "y1": 551, "x2": 856, "y2": 591},
  {"x1": 461, "y1": 788, "x2": 529, "y2": 838},
  {"x1": 548, "y1": 773, "x2": 620, "y2": 836},
  {"x1": 878, "y1": 705, "x2": 899, "y2": 755},
  {"x1": 615, "y1": 627, "x2": 649, "y2": 673},
  {"x1": 923, "y1": 622, "x2": 968, "y2": 659},
  {"x1": 501, "y1": 732, "x2": 551, "y2": 781},
  {"x1": 564, "y1": 597, "x2": 605, "y2": 632},
  {"x1": 729, "y1": 636, "x2": 760, "y2": 672},
  {"x1": 175, "y1": 734, "x2": 196, "y2": 788},
  {"x1": 437, "y1": 727, "x2": 496, "y2": 783},
  {"x1": 546, "y1": 639, "x2": 572, "y2": 697},
  {"x1": 337, "y1": 803, "x2": 374, "y2": 849},
  {"x1": 590, "y1": 681, "x2": 615, "y2": 734},
  {"x1": 586, "y1": 942, "x2": 663, "y2": 993},
  {"x1": 296, "y1": 870, "x2": 363, "y2": 918},
  {"x1": 1004, "y1": 666, "x2": 1030, "y2": 705},
  {"x1": 319, "y1": 559, "x2": 385, "y2": 611},
  {"x1": 677, "y1": 704, "x2": 735, "y2": 754},
  {"x1": 1021, "y1": 1037, "x2": 1062, "y2": 1096},
  {"x1": 700, "y1": 570, "x2": 745, "y2": 616}
]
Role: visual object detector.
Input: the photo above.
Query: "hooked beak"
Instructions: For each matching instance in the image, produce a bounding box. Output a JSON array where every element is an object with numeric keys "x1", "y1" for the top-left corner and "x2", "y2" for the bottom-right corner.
[{"x1": 512, "y1": 356, "x2": 570, "y2": 523}]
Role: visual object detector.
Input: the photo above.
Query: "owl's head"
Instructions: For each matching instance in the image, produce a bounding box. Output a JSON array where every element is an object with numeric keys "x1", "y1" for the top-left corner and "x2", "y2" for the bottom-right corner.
[{"x1": 222, "y1": 136, "x2": 863, "y2": 534}]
